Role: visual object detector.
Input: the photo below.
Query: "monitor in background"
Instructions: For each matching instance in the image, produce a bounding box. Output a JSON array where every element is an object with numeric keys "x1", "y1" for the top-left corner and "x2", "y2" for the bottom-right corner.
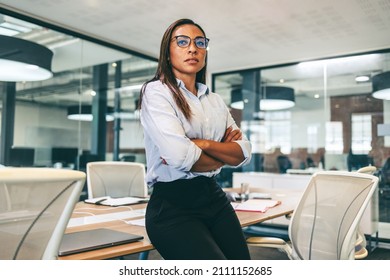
[
  {"x1": 9, "y1": 147, "x2": 35, "y2": 167},
  {"x1": 120, "y1": 154, "x2": 136, "y2": 162},
  {"x1": 77, "y1": 153, "x2": 102, "y2": 172},
  {"x1": 324, "y1": 154, "x2": 348, "y2": 171},
  {"x1": 51, "y1": 147, "x2": 78, "y2": 166},
  {"x1": 347, "y1": 153, "x2": 374, "y2": 171},
  {"x1": 34, "y1": 147, "x2": 52, "y2": 167},
  {"x1": 215, "y1": 166, "x2": 242, "y2": 188}
]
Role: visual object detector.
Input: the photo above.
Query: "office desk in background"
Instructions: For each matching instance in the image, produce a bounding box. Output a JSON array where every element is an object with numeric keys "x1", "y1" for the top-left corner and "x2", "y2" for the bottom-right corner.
[
  {"x1": 59, "y1": 189, "x2": 298, "y2": 260},
  {"x1": 224, "y1": 187, "x2": 301, "y2": 227}
]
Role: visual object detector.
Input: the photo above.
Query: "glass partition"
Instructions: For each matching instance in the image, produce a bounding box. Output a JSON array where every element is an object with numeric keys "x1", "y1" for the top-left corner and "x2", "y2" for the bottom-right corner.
[
  {"x1": 213, "y1": 51, "x2": 390, "y2": 241},
  {"x1": 0, "y1": 13, "x2": 157, "y2": 174}
]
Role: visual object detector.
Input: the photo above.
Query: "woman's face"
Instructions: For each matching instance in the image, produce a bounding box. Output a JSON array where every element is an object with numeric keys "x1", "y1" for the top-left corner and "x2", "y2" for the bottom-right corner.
[{"x1": 169, "y1": 24, "x2": 207, "y2": 80}]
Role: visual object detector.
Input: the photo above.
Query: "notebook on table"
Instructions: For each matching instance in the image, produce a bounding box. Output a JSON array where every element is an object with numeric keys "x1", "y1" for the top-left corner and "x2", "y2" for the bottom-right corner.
[
  {"x1": 58, "y1": 228, "x2": 144, "y2": 256},
  {"x1": 84, "y1": 196, "x2": 149, "y2": 206}
]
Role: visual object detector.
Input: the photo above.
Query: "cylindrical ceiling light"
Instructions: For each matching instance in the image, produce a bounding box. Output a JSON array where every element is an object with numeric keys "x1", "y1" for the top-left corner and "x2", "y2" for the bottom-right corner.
[
  {"x1": 372, "y1": 72, "x2": 390, "y2": 100},
  {"x1": 67, "y1": 105, "x2": 114, "y2": 122},
  {"x1": 0, "y1": 34, "x2": 53, "y2": 81},
  {"x1": 260, "y1": 86, "x2": 295, "y2": 111},
  {"x1": 230, "y1": 87, "x2": 245, "y2": 109},
  {"x1": 230, "y1": 86, "x2": 295, "y2": 111}
]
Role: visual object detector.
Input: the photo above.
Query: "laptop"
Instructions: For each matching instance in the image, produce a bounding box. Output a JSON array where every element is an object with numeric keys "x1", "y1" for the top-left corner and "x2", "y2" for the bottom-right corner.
[{"x1": 58, "y1": 228, "x2": 144, "y2": 256}]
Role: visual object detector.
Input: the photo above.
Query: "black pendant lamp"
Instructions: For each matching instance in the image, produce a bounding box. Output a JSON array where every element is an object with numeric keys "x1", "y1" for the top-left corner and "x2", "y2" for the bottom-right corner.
[
  {"x1": 0, "y1": 34, "x2": 53, "y2": 81},
  {"x1": 230, "y1": 86, "x2": 295, "y2": 111},
  {"x1": 372, "y1": 71, "x2": 390, "y2": 100}
]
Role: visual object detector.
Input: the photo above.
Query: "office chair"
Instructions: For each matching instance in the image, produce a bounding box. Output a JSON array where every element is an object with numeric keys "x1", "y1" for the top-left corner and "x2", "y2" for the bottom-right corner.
[
  {"x1": 347, "y1": 152, "x2": 374, "y2": 171},
  {"x1": 86, "y1": 161, "x2": 150, "y2": 260},
  {"x1": 246, "y1": 171, "x2": 378, "y2": 259},
  {"x1": 276, "y1": 155, "x2": 292, "y2": 174},
  {"x1": 0, "y1": 167, "x2": 85, "y2": 260},
  {"x1": 354, "y1": 166, "x2": 377, "y2": 259},
  {"x1": 86, "y1": 161, "x2": 148, "y2": 199}
]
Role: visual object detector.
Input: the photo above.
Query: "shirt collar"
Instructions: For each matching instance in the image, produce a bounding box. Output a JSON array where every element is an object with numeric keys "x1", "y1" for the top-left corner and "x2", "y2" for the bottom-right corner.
[{"x1": 176, "y1": 78, "x2": 209, "y2": 97}]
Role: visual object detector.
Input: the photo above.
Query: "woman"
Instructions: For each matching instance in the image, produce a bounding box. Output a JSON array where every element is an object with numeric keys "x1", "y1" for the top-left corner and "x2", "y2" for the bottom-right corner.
[{"x1": 139, "y1": 18, "x2": 252, "y2": 260}]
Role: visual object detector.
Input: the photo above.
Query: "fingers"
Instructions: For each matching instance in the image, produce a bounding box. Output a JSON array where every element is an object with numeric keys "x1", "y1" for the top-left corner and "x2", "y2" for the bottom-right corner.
[
  {"x1": 222, "y1": 126, "x2": 233, "y2": 141},
  {"x1": 230, "y1": 129, "x2": 242, "y2": 141},
  {"x1": 223, "y1": 127, "x2": 242, "y2": 142}
]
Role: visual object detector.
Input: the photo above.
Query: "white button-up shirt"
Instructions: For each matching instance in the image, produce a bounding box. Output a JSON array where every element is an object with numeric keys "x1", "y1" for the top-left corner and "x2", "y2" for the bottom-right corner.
[{"x1": 140, "y1": 79, "x2": 252, "y2": 187}]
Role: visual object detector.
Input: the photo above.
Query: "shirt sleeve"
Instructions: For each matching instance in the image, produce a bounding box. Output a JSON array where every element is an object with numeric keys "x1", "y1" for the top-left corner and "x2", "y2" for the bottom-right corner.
[
  {"x1": 140, "y1": 84, "x2": 202, "y2": 171},
  {"x1": 226, "y1": 106, "x2": 252, "y2": 168}
]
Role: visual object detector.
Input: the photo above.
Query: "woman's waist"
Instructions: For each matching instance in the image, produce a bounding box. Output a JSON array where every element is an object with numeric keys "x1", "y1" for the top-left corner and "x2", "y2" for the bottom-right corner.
[
  {"x1": 146, "y1": 166, "x2": 220, "y2": 186},
  {"x1": 153, "y1": 175, "x2": 216, "y2": 192}
]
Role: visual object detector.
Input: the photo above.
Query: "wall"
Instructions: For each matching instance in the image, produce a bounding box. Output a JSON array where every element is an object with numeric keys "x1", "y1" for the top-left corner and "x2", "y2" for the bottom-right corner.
[
  {"x1": 119, "y1": 120, "x2": 144, "y2": 149},
  {"x1": 14, "y1": 103, "x2": 91, "y2": 149},
  {"x1": 331, "y1": 93, "x2": 389, "y2": 167},
  {"x1": 291, "y1": 108, "x2": 327, "y2": 149}
]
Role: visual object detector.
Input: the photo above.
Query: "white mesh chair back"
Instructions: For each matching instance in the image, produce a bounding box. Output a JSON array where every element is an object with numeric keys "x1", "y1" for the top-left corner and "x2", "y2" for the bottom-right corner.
[
  {"x1": 288, "y1": 171, "x2": 378, "y2": 260},
  {"x1": 86, "y1": 161, "x2": 147, "y2": 199},
  {"x1": 0, "y1": 168, "x2": 85, "y2": 259}
]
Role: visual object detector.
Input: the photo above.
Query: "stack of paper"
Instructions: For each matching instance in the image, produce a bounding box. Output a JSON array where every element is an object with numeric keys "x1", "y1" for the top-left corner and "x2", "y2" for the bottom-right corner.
[
  {"x1": 84, "y1": 196, "x2": 149, "y2": 206},
  {"x1": 232, "y1": 199, "x2": 281, "y2": 212}
]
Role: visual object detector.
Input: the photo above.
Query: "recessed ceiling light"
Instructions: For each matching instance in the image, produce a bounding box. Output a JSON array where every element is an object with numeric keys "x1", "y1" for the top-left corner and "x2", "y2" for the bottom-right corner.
[{"x1": 355, "y1": 75, "x2": 370, "y2": 82}]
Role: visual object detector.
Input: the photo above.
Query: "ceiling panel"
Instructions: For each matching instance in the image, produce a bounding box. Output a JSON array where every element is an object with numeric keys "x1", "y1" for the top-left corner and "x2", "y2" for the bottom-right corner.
[
  {"x1": 1, "y1": 0, "x2": 390, "y2": 73},
  {"x1": 1, "y1": 0, "x2": 390, "y2": 111}
]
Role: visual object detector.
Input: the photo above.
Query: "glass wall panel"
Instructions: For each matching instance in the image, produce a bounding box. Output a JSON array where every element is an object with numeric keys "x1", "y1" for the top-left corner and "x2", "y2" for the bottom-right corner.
[
  {"x1": 213, "y1": 51, "x2": 390, "y2": 241},
  {"x1": 0, "y1": 13, "x2": 157, "y2": 176}
]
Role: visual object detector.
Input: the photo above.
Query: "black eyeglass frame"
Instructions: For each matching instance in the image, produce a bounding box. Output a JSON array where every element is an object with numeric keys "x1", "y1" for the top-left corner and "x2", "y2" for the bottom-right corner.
[{"x1": 171, "y1": 35, "x2": 210, "y2": 49}]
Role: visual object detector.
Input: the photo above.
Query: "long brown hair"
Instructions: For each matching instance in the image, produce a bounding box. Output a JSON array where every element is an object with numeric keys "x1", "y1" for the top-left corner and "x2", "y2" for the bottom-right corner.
[{"x1": 138, "y1": 18, "x2": 208, "y2": 120}]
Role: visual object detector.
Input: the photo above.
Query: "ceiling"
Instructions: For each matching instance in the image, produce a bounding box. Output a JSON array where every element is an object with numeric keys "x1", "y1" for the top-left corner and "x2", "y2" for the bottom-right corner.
[
  {"x1": 1, "y1": 0, "x2": 390, "y2": 73},
  {"x1": 1, "y1": 0, "x2": 390, "y2": 111}
]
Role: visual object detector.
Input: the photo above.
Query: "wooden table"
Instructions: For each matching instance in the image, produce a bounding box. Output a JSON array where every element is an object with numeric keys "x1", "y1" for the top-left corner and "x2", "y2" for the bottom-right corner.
[
  {"x1": 225, "y1": 187, "x2": 302, "y2": 227},
  {"x1": 59, "y1": 188, "x2": 300, "y2": 260}
]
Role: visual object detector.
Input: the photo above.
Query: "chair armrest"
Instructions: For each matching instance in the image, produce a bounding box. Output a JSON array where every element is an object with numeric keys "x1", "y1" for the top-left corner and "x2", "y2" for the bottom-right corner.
[
  {"x1": 246, "y1": 236, "x2": 293, "y2": 259},
  {"x1": 247, "y1": 236, "x2": 287, "y2": 247}
]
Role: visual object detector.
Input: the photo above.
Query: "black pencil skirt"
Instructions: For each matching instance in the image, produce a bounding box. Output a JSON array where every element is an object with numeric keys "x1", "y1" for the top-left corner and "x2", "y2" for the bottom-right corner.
[{"x1": 145, "y1": 176, "x2": 251, "y2": 260}]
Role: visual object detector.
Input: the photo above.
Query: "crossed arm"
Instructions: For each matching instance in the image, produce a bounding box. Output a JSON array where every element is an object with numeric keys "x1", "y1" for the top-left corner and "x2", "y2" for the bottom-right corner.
[{"x1": 190, "y1": 126, "x2": 245, "y2": 172}]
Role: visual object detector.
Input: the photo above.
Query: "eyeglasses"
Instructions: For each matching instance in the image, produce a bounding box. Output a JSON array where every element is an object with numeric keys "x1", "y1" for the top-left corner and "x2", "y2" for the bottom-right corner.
[{"x1": 171, "y1": 35, "x2": 209, "y2": 49}]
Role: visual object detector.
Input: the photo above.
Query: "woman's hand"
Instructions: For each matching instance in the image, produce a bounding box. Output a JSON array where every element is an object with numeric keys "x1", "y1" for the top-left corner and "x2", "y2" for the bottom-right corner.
[
  {"x1": 190, "y1": 126, "x2": 245, "y2": 168},
  {"x1": 222, "y1": 126, "x2": 242, "y2": 142},
  {"x1": 190, "y1": 139, "x2": 224, "y2": 172}
]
